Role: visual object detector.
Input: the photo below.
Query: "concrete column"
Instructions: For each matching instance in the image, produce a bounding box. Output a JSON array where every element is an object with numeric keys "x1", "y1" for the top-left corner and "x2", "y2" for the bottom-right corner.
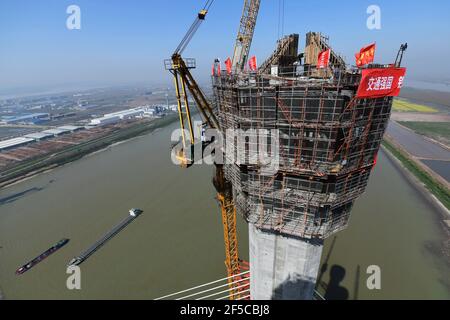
[{"x1": 249, "y1": 223, "x2": 323, "y2": 300}]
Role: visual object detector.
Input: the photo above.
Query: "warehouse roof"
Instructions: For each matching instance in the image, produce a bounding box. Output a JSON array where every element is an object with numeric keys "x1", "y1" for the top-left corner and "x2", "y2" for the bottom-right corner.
[
  {"x1": 24, "y1": 132, "x2": 54, "y2": 140},
  {"x1": 0, "y1": 137, "x2": 34, "y2": 150},
  {"x1": 57, "y1": 125, "x2": 83, "y2": 131},
  {"x1": 41, "y1": 128, "x2": 70, "y2": 136}
]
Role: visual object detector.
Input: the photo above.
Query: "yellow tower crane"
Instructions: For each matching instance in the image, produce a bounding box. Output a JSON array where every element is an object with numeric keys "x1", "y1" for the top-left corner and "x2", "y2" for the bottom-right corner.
[
  {"x1": 164, "y1": 0, "x2": 260, "y2": 300},
  {"x1": 232, "y1": 0, "x2": 261, "y2": 72}
]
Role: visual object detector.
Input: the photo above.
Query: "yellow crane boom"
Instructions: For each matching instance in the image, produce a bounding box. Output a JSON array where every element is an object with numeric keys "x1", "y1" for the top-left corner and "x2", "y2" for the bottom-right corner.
[
  {"x1": 165, "y1": 1, "x2": 250, "y2": 300},
  {"x1": 232, "y1": 0, "x2": 261, "y2": 72}
]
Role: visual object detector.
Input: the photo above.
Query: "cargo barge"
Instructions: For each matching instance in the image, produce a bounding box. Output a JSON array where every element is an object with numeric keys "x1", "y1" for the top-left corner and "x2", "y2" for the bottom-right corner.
[
  {"x1": 16, "y1": 238, "x2": 69, "y2": 275},
  {"x1": 68, "y1": 209, "x2": 143, "y2": 267}
]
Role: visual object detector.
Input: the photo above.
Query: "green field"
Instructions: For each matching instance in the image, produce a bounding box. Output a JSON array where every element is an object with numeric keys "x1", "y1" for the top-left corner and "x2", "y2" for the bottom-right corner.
[
  {"x1": 399, "y1": 121, "x2": 450, "y2": 145},
  {"x1": 393, "y1": 99, "x2": 439, "y2": 113}
]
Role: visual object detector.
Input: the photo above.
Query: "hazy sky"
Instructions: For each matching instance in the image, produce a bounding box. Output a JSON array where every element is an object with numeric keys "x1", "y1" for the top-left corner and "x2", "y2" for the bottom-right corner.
[{"x1": 1, "y1": 0, "x2": 450, "y2": 94}]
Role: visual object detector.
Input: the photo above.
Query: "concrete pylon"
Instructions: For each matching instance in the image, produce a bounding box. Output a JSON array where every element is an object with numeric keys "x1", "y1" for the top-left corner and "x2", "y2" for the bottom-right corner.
[{"x1": 249, "y1": 223, "x2": 323, "y2": 300}]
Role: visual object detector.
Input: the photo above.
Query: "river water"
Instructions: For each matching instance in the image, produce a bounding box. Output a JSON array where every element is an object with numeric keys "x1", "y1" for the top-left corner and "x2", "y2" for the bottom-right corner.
[{"x1": 0, "y1": 120, "x2": 449, "y2": 300}]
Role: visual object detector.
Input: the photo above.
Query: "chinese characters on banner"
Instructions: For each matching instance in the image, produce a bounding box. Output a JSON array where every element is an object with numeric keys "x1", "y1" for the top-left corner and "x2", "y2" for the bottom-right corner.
[
  {"x1": 317, "y1": 49, "x2": 330, "y2": 69},
  {"x1": 355, "y1": 43, "x2": 376, "y2": 67},
  {"x1": 356, "y1": 67, "x2": 407, "y2": 98}
]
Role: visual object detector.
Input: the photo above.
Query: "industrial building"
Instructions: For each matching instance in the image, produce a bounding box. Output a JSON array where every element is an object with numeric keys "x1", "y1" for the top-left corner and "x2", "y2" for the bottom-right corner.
[
  {"x1": 90, "y1": 108, "x2": 143, "y2": 126},
  {"x1": 58, "y1": 125, "x2": 83, "y2": 132},
  {"x1": 41, "y1": 128, "x2": 71, "y2": 137},
  {"x1": 0, "y1": 126, "x2": 86, "y2": 152},
  {"x1": 0, "y1": 137, "x2": 35, "y2": 152},
  {"x1": 89, "y1": 107, "x2": 164, "y2": 126},
  {"x1": 0, "y1": 113, "x2": 50, "y2": 125},
  {"x1": 24, "y1": 132, "x2": 54, "y2": 141},
  {"x1": 90, "y1": 115, "x2": 121, "y2": 126}
]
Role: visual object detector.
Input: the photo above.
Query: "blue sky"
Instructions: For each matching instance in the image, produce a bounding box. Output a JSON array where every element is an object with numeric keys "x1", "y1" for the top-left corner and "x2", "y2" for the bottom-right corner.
[{"x1": 1, "y1": 0, "x2": 450, "y2": 94}]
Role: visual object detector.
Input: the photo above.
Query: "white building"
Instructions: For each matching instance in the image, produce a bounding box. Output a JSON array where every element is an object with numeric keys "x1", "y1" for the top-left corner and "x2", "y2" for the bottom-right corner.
[
  {"x1": 104, "y1": 108, "x2": 144, "y2": 120},
  {"x1": 0, "y1": 137, "x2": 34, "y2": 151},
  {"x1": 24, "y1": 132, "x2": 54, "y2": 141},
  {"x1": 89, "y1": 108, "x2": 146, "y2": 126},
  {"x1": 41, "y1": 128, "x2": 71, "y2": 136},
  {"x1": 58, "y1": 125, "x2": 83, "y2": 132},
  {"x1": 90, "y1": 115, "x2": 121, "y2": 126}
]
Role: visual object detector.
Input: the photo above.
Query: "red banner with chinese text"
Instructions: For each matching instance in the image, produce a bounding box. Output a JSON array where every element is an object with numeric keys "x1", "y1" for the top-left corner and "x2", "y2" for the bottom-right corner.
[
  {"x1": 356, "y1": 67, "x2": 406, "y2": 98},
  {"x1": 317, "y1": 49, "x2": 330, "y2": 69}
]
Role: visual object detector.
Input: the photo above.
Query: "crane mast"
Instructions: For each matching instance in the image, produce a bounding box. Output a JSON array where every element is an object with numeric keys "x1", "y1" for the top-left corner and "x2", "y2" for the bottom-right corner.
[{"x1": 232, "y1": 0, "x2": 261, "y2": 72}]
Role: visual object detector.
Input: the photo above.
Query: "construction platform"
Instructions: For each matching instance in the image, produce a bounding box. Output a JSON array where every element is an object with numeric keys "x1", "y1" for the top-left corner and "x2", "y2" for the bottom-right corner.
[{"x1": 212, "y1": 33, "x2": 394, "y2": 240}]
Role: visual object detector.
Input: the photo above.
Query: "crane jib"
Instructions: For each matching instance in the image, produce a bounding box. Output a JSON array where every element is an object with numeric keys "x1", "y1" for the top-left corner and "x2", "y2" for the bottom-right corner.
[{"x1": 165, "y1": 0, "x2": 259, "y2": 300}]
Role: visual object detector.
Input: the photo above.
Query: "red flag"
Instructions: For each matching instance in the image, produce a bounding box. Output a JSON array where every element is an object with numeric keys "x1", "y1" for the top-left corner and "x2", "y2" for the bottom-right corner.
[
  {"x1": 225, "y1": 57, "x2": 232, "y2": 75},
  {"x1": 211, "y1": 63, "x2": 215, "y2": 76},
  {"x1": 356, "y1": 67, "x2": 406, "y2": 98},
  {"x1": 317, "y1": 49, "x2": 331, "y2": 69},
  {"x1": 249, "y1": 56, "x2": 257, "y2": 71},
  {"x1": 355, "y1": 43, "x2": 376, "y2": 67}
]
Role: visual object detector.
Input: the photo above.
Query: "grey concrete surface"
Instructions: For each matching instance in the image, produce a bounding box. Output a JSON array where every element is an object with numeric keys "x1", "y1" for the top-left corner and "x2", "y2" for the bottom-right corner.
[{"x1": 249, "y1": 224, "x2": 323, "y2": 300}]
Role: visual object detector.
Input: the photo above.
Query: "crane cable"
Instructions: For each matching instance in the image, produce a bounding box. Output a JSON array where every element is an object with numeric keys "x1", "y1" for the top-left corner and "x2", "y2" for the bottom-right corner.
[
  {"x1": 277, "y1": 0, "x2": 285, "y2": 40},
  {"x1": 203, "y1": 0, "x2": 215, "y2": 11},
  {"x1": 175, "y1": 0, "x2": 216, "y2": 55}
]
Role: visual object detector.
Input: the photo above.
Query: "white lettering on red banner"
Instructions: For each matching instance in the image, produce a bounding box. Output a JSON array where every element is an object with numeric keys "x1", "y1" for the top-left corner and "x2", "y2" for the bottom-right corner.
[{"x1": 357, "y1": 67, "x2": 406, "y2": 98}]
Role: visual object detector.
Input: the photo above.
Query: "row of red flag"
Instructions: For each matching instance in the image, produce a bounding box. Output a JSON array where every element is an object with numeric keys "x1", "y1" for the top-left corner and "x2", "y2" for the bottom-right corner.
[
  {"x1": 212, "y1": 43, "x2": 406, "y2": 99},
  {"x1": 212, "y1": 56, "x2": 258, "y2": 76},
  {"x1": 214, "y1": 42, "x2": 378, "y2": 75},
  {"x1": 317, "y1": 43, "x2": 377, "y2": 69}
]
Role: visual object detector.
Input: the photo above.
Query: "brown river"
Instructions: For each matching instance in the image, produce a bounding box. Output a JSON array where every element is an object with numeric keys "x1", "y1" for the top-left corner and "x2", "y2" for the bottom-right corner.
[{"x1": 0, "y1": 120, "x2": 449, "y2": 299}]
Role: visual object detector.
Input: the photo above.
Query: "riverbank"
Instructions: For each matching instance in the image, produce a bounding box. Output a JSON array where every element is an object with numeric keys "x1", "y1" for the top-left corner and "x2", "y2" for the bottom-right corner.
[
  {"x1": 382, "y1": 137, "x2": 450, "y2": 215},
  {"x1": 381, "y1": 139, "x2": 450, "y2": 275},
  {"x1": 0, "y1": 114, "x2": 179, "y2": 190}
]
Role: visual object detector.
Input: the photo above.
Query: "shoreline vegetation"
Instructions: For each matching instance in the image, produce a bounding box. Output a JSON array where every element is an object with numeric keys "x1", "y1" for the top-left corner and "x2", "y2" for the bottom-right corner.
[
  {"x1": 382, "y1": 137, "x2": 450, "y2": 213},
  {"x1": 0, "y1": 114, "x2": 179, "y2": 189}
]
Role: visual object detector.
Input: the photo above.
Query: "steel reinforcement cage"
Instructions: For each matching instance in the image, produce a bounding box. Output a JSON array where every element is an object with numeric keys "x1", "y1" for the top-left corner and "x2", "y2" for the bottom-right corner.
[{"x1": 212, "y1": 67, "x2": 393, "y2": 239}]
